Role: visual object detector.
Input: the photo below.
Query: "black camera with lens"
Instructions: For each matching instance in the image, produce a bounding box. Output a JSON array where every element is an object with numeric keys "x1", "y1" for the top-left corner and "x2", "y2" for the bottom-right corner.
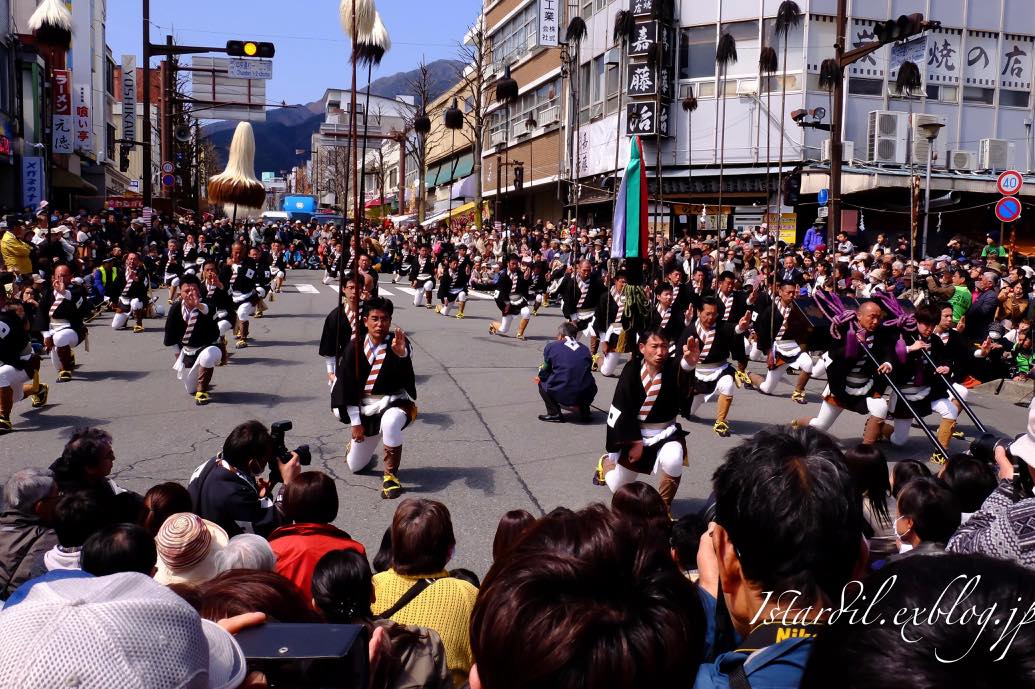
[
  {"x1": 972, "y1": 432, "x2": 1031, "y2": 498},
  {"x1": 269, "y1": 420, "x2": 312, "y2": 486}
]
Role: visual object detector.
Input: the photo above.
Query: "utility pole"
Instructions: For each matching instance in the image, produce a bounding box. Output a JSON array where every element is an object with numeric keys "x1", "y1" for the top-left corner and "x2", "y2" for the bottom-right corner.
[{"x1": 142, "y1": 0, "x2": 152, "y2": 209}]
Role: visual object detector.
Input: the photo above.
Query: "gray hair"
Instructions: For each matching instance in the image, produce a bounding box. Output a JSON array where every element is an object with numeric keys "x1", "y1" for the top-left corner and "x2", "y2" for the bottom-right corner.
[
  {"x1": 983, "y1": 271, "x2": 999, "y2": 285},
  {"x1": 892, "y1": 261, "x2": 905, "y2": 272},
  {"x1": 557, "y1": 322, "x2": 578, "y2": 339},
  {"x1": 214, "y1": 533, "x2": 276, "y2": 572},
  {"x1": 3, "y1": 468, "x2": 55, "y2": 514}
]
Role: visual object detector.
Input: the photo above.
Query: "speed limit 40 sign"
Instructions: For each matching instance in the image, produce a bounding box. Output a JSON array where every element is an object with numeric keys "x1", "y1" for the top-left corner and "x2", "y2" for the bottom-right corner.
[{"x1": 997, "y1": 170, "x2": 1024, "y2": 196}]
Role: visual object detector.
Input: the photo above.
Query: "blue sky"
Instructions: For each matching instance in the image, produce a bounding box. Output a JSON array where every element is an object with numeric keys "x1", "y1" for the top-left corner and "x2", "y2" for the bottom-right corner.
[{"x1": 106, "y1": 0, "x2": 483, "y2": 106}]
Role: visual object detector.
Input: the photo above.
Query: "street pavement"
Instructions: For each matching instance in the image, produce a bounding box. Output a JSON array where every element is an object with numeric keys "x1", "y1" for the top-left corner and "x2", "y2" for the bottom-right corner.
[{"x1": 1, "y1": 270, "x2": 1029, "y2": 576}]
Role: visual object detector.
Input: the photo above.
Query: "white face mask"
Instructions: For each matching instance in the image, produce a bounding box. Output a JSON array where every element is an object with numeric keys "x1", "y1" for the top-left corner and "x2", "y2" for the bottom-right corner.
[{"x1": 894, "y1": 515, "x2": 914, "y2": 553}]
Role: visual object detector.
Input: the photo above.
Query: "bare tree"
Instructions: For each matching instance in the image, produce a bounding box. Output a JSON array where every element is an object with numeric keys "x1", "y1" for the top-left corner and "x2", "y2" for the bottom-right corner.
[
  {"x1": 315, "y1": 142, "x2": 352, "y2": 212},
  {"x1": 397, "y1": 59, "x2": 436, "y2": 222},
  {"x1": 453, "y1": 17, "x2": 489, "y2": 229}
]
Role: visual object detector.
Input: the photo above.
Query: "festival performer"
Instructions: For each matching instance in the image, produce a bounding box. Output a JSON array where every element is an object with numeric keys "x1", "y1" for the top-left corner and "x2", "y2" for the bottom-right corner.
[
  {"x1": 475, "y1": 254, "x2": 534, "y2": 340},
  {"x1": 323, "y1": 241, "x2": 343, "y2": 286},
  {"x1": 435, "y1": 253, "x2": 468, "y2": 318},
  {"x1": 597, "y1": 270, "x2": 632, "y2": 378},
  {"x1": 528, "y1": 261, "x2": 550, "y2": 315},
  {"x1": 269, "y1": 240, "x2": 288, "y2": 295},
  {"x1": 393, "y1": 240, "x2": 413, "y2": 284},
  {"x1": 250, "y1": 246, "x2": 272, "y2": 319},
  {"x1": 408, "y1": 244, "x2": 437, "y2": 308},
  {"x1": 0, "y1": 304, "x2": 45, "y2": 433},
  {"x1": 713, "y1": 270, "x2": 753, "y2": 385},
  {"x1": 797, "y1": 298, "x2": 892, "y2": 445},
  {"x1": 331, "y1": 296, "x2": 417, "y2": 500},
  {"x1": 164, "y1": 274, "x2": 221, "y2": 405},
  {"x1": 200, "y1": 260, "x2": 235, "y2": 366},
  {"x1": 646, "y1": 282, "x2": 688, "y2": 348},
  {"x1": 35, "y1": 265, "x2": 87, "y2": 382},
  {"x1": 876, "y1": 298, "x2": 962, "y2": 462},
  {"x1": 559, "y1": 259, "x2": 606, "y2": 363},
  {"x1": 162, "y1": 239, "x2": 185, "y2": 304},
  {"x1": 676, "y1": 296, "x2": 752, "y2": 437},
  {"x1": 221, "y1": 242, "x2": 259, "y2": 348},
  {"x1": 592, "y1": 328, "x2": 700, "y2": 512},
  {"x1": 319, "y1": 273, "x2": 364, "y2": 387},
  {"x1": 112, "y1": 252, "x2": 149, "y2": 333},
  {"x1": 747, "y1": 280, "x2": 813, "y2": 404}
]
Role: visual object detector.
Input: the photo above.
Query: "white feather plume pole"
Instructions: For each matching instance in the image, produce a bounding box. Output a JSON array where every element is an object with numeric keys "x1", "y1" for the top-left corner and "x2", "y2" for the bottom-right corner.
[
  {"x1": 207, "y1": 122, "x2": 266, "y2": 209},
  {"x1": 28, "y1": 0, "x2": 73, "y2": 49},
  {"x1": 223, "y1": 205, "x2": 263, "y2": 220},
  {"x1": 357, "y1": 12, "x2": 391, "y2": 66},
  {"x1": 339, "y1": 0, "x2": 376, "y2": 41}
]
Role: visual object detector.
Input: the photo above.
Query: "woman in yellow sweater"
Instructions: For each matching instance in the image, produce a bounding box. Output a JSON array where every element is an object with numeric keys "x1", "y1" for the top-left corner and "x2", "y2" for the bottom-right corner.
[{"x1": 373, "y1": 498, "x2": 478, "y2": 688}]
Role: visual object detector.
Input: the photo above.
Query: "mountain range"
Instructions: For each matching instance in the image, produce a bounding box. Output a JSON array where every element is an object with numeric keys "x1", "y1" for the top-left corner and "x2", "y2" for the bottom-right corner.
[{"x1": 203, "y1": 59, "x2": 465, "y2": 175}]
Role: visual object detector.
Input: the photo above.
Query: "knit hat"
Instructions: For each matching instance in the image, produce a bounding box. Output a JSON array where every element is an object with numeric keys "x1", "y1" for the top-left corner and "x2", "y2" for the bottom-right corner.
[
  {"x1": 154, "y1": 513, "x2": 229, "y2": 585},
  {"x1": 0, "y1": 572, "x2": 246, "y2": 689},
  {"x1": 1011, "y1": 397, "x2": 1035, "y2": 468}
]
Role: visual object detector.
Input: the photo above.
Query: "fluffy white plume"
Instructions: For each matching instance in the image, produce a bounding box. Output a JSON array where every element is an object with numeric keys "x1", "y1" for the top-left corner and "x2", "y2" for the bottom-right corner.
[
  {"x1": 28, "y1": 0, "x2": 73, "y2": 48},
  {"x1": 207, "y1": 122, "x2": 266, "y2": 208},
  {"x1": 339, "y1": 0, "x2": 376, "y2": 41},
  {"x1": 367, "y1": 12, "x2": 391, "y2": 53}
]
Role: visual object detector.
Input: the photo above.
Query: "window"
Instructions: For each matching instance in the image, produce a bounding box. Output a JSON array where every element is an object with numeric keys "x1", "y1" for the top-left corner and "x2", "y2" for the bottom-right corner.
[
  {"x1": 105, "y1": 58, "x2": 116, "y2": 97},
  {"x1": 848, "y1": 77, "x2": 882, "y2": 96},
  {"x1": 761, "y1": 18, "x2": 804, "y2": 72},
  {"x1": 491, "y1": 4, "x2": 537, "y2": 68},
  {"x1": 605, "y1": 63, "x2": 620, "y2": 114},
  {"x1": 720, "y1": 20, "x2": 759, "y2": 78},
  {"x1": 962, "y1": 86, "x2": 994, "y2": 105},
  {"x1": 924, "y1": 84, "x2": 959, "y2": 103},
  {"x1": 679, "y1": 26, "x2": 716, "y2": 80},
  {"x1": 1001, "y1": 90, "x2": 1030, "y2": 108},
  {"x1": 106, "y1": 123, "x2": 116, "y2": 161}
]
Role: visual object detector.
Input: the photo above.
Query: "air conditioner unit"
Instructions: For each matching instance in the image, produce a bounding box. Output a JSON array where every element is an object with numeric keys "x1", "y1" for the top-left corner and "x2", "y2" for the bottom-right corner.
[
  {"x1": 866, "y1": 110, "x2": 909, "y2": 165},
  {"x1": 979, "y1": 138, "x2": 1014, "y2": 171},
  {"x1": 736, "y1": 79, "x2": 758, "y2": 96},
  {"x1": 590, "y1": 102, "x2": 604, "y2": 120},
  {"x1": 490, "y1": 130, "x2": 507, "y2": 147},
  {"x1": 821, "y1": 139, "x2": 855, "y2": 163},
  {"x1": 539, "y1": 105, "x2": 560, "y2": 125},
  {"x1": 513, "y1": 120, "x2": 530, "y2": 137},
  {"x1": 948, "y1": 150, "x2": 978, "y2": 172},
  {"x1": 912, "y1": 114, "x2": 948, "y2": 167},
  {"x1": 485, "y1": 62, "x2": 498, "y2": 78}
]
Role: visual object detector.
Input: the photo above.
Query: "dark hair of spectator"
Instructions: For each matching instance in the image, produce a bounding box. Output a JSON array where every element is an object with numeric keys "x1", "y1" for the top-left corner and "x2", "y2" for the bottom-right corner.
[
  {"x1": 941, "y1": 454, "x2": 997, "y2": 513},
  {"x1": 141, "y1": 482, "x2": 192, "y2": 536},
  {"x1": 222, "y1": 420, "x2": 274, "y2": 472},
  {"x1": 390, "y1": 498, "x2": 455, "y2": 576},
  {"x1": 670, "y1": 513, "x2": 707, "y2": 573},
  {"x1": 843, "y1": 444, "x2": 892, "y2": 529},
  {"x1": 491, "y1": 509, "x2": 535, "y2": 563},
  {"x1": 472, "y1": 504, "x2": 704, "y2": 689},
  {"x1": 372, "y1": 527, "x2": 392, "y2": 573},
  {"x1": 712, "y1": 426, "x2": 863, "y2": 603},
  {"x1": 611, "y1": 482, "x2": 671, "y2": 529},
  {"x1": 281, "y1": 471, "x2": 338, "y2": 524},
  {"x1": 166, "y1": 582, "x2": 203, "y2": 611},
  {"x1": 58, "y1": 427, "x2": 113, "y2": 479},
  {"x1": 199, "y1": 570, "x2": 320, "y2": 623},
  {"x1": 448, "y1": 568, "x2": 480, "y2": 588},
  {"x1": 81, "y1": 523, "x2": 157, "y2": 576},
  {"x1": 802, "y1": 554, "x2": 1035, "y2": 689},
  {"x1": 53, "y1": 490, "x2": 111, "y2": 548},
  {"x1": 896, "y1": 477, "x2": 961, "y2": 544},
  {"x1": 891, "y1": 459, "x2": 932, "y2": 498}
]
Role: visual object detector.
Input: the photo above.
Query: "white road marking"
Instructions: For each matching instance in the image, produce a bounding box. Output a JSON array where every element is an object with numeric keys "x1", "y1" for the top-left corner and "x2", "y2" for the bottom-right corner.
[
  {"x1": 293, "y1": 284, "x2": 320, "y2": 294},
  {"x1": 468, "y1": 290, "x2": 496, "y2": 300},
  {"x1": 394, "y1": 287, "x2": 418, "y2": 296},
  {"x1": 377, "y1": 287, "x2": 395, "y2": 296}
]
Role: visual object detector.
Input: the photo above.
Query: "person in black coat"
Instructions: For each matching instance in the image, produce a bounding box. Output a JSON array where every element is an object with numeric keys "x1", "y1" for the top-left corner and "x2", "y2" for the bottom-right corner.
[
  {"x1": 200, "y1": 261, "x2": 235, "y2": 366},
  {"x1": 558, "y1": 259, "x2": 606, "y2": 358},
  {"x1": 0, "y1": 304, "x2": 43, "y2": 433},
  {"x1": 34, "y1": 265, "x2": 88, "y2": 383},
  {"x1": 536, "y1": 322, "x2": 597, "y2": 423},
  {"x1": 331, "y1": 297, "x2": 416, "y2": 499},
  {"x1": 319, "y1": 273, "x2": 364, "y2": 387},
  {"x1": 435, "y1": 253, "x2": 469, "y2": 318},
  {"x1": 165, "y1": 274, "x2": 222, "y2": 405}
]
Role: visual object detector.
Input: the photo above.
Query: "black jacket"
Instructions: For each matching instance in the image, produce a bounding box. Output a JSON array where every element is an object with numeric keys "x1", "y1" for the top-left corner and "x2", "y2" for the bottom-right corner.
[
  {"x1": 188, "y1": 456, "x2": 281, "y2": 538},
  {"x1": 164, "y1": 302, "x2": 220, "y2": 349},
  {"x1": 559, "y1": 274, "x2": 606, "y2": 319}
]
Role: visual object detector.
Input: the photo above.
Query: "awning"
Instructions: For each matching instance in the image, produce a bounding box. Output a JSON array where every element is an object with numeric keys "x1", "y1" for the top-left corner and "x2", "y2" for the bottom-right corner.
[
  {"x1": 801, "y1": 165, "x2": 1035, "y2": 197},
  {"x1": 428, "y1": 153, "x2": 475, "y2": 189},
  {"x1": 425, "y1": 163, "x2": 443, "y2": 188},
  {"x1": 424, "y1": 199, "x2": 487, "y2": 225},
  {"x1": 450, "y1": 174, "x2": 477, "y2": 201},
  {"x1": 52, "y1": 167, "x2": 98, "y2": 193}
]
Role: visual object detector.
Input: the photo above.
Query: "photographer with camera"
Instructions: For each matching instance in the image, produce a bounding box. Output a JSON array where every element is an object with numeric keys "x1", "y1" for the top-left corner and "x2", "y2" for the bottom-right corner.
[
  {"x1": 947, "y1": 398, "x2": 1035, "y2": 566},
  {"x1": 188, "y1": 420, "x2": 308, "y2": 538}
]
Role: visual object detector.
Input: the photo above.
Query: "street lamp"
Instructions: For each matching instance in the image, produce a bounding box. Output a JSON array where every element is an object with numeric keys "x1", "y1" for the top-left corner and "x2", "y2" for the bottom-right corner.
[{"x1": 919, "y1": 120, "x2": 944, "y2": 259}]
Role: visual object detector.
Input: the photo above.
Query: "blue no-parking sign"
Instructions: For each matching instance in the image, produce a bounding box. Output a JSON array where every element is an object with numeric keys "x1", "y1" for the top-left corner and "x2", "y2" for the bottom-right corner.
[{"x1": 995, "y1": 196, "x2": 1022, "y2": 223}]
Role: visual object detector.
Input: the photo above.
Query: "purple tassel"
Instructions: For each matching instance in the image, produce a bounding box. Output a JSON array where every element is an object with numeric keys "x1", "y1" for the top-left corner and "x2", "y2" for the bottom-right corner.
[{"x1": 895, "y1": 336, "x2": 908, "y2": 364}]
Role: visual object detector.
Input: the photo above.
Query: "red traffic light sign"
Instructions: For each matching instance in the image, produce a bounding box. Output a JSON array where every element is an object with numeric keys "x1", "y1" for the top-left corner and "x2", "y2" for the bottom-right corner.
[
  {"x1": 997, "y1": 170, "x2": 1023, "y2": 196},
  {"x1": 995, "y1": 196, "x2": 1022, "y2": 223}
]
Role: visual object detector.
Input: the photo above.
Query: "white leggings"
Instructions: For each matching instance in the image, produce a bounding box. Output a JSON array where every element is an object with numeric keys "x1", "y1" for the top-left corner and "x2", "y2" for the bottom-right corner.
[
  {"x1": 346, "y1": 407, "x2": 408, "y2": 473},
  {"x1": 0, "y1": 365, "x2": 30, "y2": 402},
  {"x1": 217, "y1": 320, "x2": 234, "y2": 336},
  {"x1": 181, "y1": 346, "x2": 221, "y2": 393},
  {"x1": 112, "y1": 299, "x2": 144, "y2": 329},
  {"x1": 601, "y1": 352, "x2": 623, "y2": 377},
  {"x1": 812, "y1": 353, "x2": 831, "y2": 379},
  {"x1": 497, "y1": 306, "x2": 531, "y2": 334},
  {"x1": 236, "y1": 302, "x2": 255, "y2": 323},
  {"x1": 759, "y1": 351, "x2": 814, "y2": 395},
  {"x1": 165, "y1": 275, "x2": 181, "y2": 288},
  {"x1": 413, "y1": 281, "x2": 434, "y2": 306},
  {"x1": 810, "y1": 396, "x2": 889, "y2": 431},
  {"x1": 604, "y1": 440, "x2": 684, "y2": 492},
  {"x1": 441, "y1": 291, "x2": 467, "y2": 317},
  {"x1": 274, "y1": 270, "x2": 285, "y2": 281},
  {"x1": 688, "y1": 375, "x2": 735, "y2": 416},
  {"x1": 889, "y1": 396, "x2": 957, "y2": 446},
  {"x1": 48, "y1": 329, "x2": 80, "y2": 368},
  {"x1": 322, "y1": 273, "x2": 336, "y2": 285}
]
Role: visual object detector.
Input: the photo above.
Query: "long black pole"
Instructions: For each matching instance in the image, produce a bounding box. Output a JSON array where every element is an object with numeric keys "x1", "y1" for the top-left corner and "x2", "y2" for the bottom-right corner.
[
  {"x1": 142, "y1": 0, "x2": 152, "y2": 208},
  {"x1": 912, "y1": 339, "x2": 989, "y2": 433}
]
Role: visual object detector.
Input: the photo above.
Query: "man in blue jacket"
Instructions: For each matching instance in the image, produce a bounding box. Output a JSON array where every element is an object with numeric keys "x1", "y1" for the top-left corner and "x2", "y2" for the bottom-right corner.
[{"x1": 536, "y1": 322, "x2": 597, "y2": 423}]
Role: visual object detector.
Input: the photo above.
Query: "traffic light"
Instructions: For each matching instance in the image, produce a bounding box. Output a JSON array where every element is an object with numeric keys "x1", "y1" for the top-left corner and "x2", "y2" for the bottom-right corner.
[
  {"x1": 226, "y1": 40, "x2": 275, "y2": 58},
  {"x1": 874, "y1": 13, "x2": 937, "y2": 45},
  {"x1": 119, "y1": 144, "x2": 131, "y2": 173},
  {"x1": 513, "y1": 164, "x2": 524, "y2": 191},
  {"x1": 782, "y1": 171, "x2": 802, "y2": 207}
]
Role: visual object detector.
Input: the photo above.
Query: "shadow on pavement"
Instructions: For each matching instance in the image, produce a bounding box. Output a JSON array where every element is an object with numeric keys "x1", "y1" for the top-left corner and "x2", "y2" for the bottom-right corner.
[
  {"x1": 214, "y1": 390, "x2": 316, "y2": 406},
  {"x1": 415, "y1": 412, "x2": 454, "y2": 430},
  {"x1": 233, "y1": 357, "x2": 293, "y2": 367},
  {"x1": 72, "y1": 369, "x2": 149, "y2": 383},
  {"x1": 400, "y1": 465, "x2": 495, "y2": 495},
  {"x1": 18, "y1": 411, "x2": 109, "y2": 435}
]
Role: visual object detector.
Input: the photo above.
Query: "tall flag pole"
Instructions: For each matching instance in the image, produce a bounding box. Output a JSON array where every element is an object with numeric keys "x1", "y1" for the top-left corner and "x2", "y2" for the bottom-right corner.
[{"x1": 611, "y1": 136, "x2": 648, "y2": 259}]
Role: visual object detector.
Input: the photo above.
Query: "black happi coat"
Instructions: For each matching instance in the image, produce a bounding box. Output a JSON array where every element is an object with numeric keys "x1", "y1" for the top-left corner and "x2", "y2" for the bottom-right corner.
[
  {"x1": 318, "y1": 304, "x2": 363, "y2": 361},
  {"x1": 164, "y1": 302, "x2": 220, "y2": 350},
  {"x1": 437, "y1": 267, "x2": 470, "y2": 301},
  {"x1": 201, "y1": 281, "x2": 237, "y2": 326},
  {"x1": 825, "y1": 327, "x2": 894, "y2": 412},
  {"x1": 409, "y1": 256, "x2": 437, "y2": 286},
  {"x1": 752, "y1": 301, "x2": 807, "y2": 355},
  {"x1": 331, "y1": 333, "x2": 417, "y2": 435},
  {"x1": 33, "y1": 286, "x2": 88, "y2": 340},
  {"x1": 559, "y1": 273, "x2": 606, "y2": 320},
  {"x1": 606, "y1": 356, "x2": 690, "y2": 474}
]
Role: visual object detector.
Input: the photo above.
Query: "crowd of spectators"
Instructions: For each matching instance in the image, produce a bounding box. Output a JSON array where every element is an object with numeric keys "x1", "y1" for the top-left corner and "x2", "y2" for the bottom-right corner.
[{"x1": 1, "y1": 414, "x2": 1034, "y2": 687}]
